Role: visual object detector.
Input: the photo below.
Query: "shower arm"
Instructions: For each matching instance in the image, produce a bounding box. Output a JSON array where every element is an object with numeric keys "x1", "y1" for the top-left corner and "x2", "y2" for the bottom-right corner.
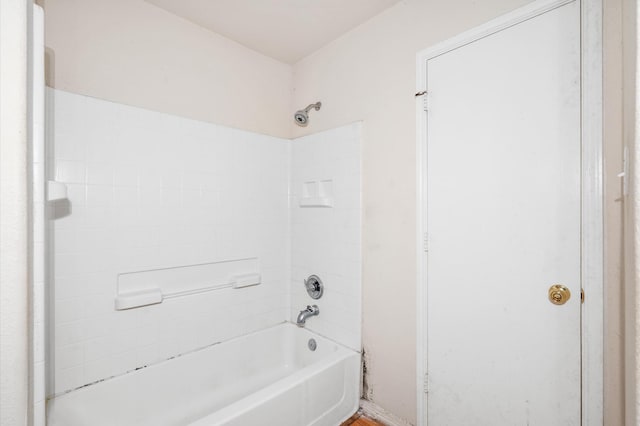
[{"x1": 303, "y1": 102, "x2": 321, "y2": 113}]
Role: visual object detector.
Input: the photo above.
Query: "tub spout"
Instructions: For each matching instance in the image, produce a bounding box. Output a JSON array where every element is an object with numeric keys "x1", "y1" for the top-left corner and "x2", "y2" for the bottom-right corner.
[{"x1": 296, "y1": 305, "x2": 319, "y2": 327}]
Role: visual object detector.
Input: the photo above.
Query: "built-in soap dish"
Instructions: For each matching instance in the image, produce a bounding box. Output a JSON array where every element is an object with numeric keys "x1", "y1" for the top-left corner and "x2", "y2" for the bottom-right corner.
[{"x1": 299, "y1": 180, "x2": 333, "y2": 208}]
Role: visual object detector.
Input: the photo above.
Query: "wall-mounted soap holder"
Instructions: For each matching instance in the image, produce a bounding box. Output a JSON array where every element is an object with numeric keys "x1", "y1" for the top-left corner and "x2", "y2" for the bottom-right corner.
[
  {"x1": 47, "y1": 180, "x2": 68, "y2": 201},
  {"x1": 299, "y1": 180, "x2": 333, "y2": 208}
]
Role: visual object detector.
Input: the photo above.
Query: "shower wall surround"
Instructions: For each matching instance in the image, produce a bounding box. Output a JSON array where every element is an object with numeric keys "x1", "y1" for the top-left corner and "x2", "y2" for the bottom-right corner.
[
  {"x1": 49, "y1": 89, "x2": 362, "y2": 396},
  {"x1": 290, "y1": 126, "x2": 362, "y2": 350},
  {"x1": 49, "y1": 89, "x2": 290, "y2": 394},
  {"x1": 31, "y1": 8, "x2": 46, "y2": 424}
]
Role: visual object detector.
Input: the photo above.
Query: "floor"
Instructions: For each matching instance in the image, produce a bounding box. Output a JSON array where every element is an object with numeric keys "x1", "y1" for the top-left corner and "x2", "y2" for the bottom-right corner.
[{"x1": 341, "y1": 412, "x2": 384, "y2": 426}]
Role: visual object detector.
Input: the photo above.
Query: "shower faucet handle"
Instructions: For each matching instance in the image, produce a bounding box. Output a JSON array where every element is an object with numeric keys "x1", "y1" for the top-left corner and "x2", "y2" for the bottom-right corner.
[{"x1": 304, "y1": 275, "x2": 323, "y2": 299}]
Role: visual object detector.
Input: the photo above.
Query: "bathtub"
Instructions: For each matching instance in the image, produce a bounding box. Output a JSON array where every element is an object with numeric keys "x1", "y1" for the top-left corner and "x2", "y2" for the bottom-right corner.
[{"x1": 47, "y1": 323, "x2": 360, "y2": 426}]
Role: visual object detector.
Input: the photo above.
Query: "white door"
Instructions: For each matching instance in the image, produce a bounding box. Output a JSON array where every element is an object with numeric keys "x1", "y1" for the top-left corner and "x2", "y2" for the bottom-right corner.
[{"x1": 424, "y1": 2, "x2": 581, "y2": 425}]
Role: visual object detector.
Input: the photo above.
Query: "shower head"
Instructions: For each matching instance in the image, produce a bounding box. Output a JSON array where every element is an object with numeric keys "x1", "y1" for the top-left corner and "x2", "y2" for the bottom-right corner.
[
  {"x1": 294, "y1": 111, "x2": 309, "y2": 126},
  {"x1": 294, "y1": 102, "x2": 321, "y2": 127}
]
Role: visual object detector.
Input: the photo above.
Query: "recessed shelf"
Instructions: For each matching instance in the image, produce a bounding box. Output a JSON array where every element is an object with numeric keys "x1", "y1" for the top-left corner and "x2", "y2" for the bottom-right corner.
[{"x1": 299, "y1": 180, "x2": 333, "y2": 208}]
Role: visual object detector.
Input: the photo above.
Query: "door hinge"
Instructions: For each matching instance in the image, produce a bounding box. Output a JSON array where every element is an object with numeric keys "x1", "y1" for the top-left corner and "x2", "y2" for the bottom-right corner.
[
  {"x1": 423, "y1": 373, "x2": 429, "y2": 393},
  {"x1": 423, "y1": 233, "x2": 429, "y2": 252},
  {"x1": 581, "y1": 289, "x2": 584, "y2": 304},
  {"x1": 415, "y1": 90, "x2": 428, "y2": 111}
]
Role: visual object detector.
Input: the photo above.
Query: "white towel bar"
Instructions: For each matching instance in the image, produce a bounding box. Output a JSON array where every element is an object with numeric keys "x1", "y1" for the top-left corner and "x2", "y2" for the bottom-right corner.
[{"x1": 114, "y1": 273, "x2": 262, "y2": 310}]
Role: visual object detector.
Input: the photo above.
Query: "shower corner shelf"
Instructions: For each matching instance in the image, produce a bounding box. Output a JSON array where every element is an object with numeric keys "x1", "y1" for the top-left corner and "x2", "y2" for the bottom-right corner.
[{"x1": 47, "y1": 180, "x2": 68, "y2": 201}]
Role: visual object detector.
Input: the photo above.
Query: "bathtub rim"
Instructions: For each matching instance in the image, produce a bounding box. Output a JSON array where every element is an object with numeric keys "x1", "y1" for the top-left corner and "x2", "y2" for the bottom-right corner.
[
  {"x1": 48, "y1": 320, "x2": 361, "y2": 401},
  {"x1": 188, "y1": 341, "x2": 359, "y2": 425}
]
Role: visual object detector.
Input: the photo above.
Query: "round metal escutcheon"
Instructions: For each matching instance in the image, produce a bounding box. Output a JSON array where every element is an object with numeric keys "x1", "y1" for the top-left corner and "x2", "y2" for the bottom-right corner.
[
  {"x1": 304, "y1": 275, "x2": 324, "y2": 299},
  {"x1": 308, "y1": 338, "x2": 317, "y2": 351}
]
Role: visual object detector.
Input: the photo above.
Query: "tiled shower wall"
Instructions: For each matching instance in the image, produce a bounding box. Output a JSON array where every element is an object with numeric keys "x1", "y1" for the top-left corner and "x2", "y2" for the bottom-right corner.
[
  {"x1": 49, "y1": 89, "x2": 290, "y2": 394},
  {"x1": 290, "y1": 124, "x2": 362, "y2": 350},
  {"x1": 48, "y1": 89, "x2": 362, "y2": 396},
  {"x1": 31, "y1": 7, "x2": 46, "y2": 424}
]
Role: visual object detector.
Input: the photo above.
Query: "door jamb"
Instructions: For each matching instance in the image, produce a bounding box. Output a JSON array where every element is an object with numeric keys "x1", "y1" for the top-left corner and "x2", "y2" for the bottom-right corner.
[{"x1": 415, "y1": 0, "x2": 603, "y2": 424}]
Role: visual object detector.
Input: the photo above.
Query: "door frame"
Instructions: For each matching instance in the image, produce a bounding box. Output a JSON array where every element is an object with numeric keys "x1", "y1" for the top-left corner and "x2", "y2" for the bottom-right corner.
[{"x1": 415, "y1": 0, "x2": 604, "y2": 424}]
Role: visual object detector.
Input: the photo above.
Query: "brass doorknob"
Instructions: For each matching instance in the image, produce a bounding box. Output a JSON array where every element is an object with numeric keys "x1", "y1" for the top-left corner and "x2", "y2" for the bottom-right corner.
[{"x1": 548, "y1": 284, "x2": 570, "y2": 305}]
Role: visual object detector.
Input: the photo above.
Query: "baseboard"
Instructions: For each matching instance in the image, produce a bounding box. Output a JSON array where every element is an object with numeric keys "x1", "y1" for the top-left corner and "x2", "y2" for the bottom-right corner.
[{"x1": 359, "y1": 399, "x2": 413, "y2": 426}]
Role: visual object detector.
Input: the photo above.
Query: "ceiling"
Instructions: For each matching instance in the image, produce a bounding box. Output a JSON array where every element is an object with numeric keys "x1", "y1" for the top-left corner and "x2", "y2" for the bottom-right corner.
[{"x1": 145, "y1": 0, "x2": 404, "y2": 64}]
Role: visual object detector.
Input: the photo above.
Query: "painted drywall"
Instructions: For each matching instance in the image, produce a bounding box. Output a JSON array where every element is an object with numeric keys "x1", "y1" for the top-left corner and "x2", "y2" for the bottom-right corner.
[
  {"x1": 622, "y1": 0, "x2": 638, "y2": 423},
  {"x1": 0, "y1": 0, "x2": 29, "y2": 425},
  {"x1": 34, "y1": 0, "x2": 631, "y2": 422},
  {"x1": 292, "y1": 0, "x2": 625, "y2": 423},
  {"x1": 39, "y1": 0, "x2": 292, "y2": 139},
  {"x1": 292, "y1": 0, "x2": 534, "y2": 422},
  {"x1": 603, "y1": 0, "x2": 626, "y2": 423}
]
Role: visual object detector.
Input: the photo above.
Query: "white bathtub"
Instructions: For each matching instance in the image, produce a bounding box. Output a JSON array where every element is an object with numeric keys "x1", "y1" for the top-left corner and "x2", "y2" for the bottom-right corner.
[{"x1": 47, "y1": 323, "x2": 360, "y2": 426}]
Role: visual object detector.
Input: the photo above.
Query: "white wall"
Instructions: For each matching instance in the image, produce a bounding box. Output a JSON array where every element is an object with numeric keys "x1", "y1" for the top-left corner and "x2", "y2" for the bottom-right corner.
[
  {"x1": 40, "y1": 0, "x2": 292, "y2": 139},
  {"x1": 291, "y1": 0, "x2": 534, "y2": 422},
  {"x1": 290, "y1": 123, "x2": 362, "y2": 351},
  {"x1": 0, "y1": 0, "x2": 29, "y2": 425},
  {"x1": 622, "y1": 0, "x2": 639, "y2": 423},
  {"x1": 37, "y1": 0, "x2": 630, "y2": 423},
  {"x1": 49, "y1": 89, "x2": 290, "y2": 394},
  {"x1": 603, "y1": 0, "x2": 626, "y2": 423},
  {"x1": 292, "y1": 1, "x2": 630, "y2": 422}
]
